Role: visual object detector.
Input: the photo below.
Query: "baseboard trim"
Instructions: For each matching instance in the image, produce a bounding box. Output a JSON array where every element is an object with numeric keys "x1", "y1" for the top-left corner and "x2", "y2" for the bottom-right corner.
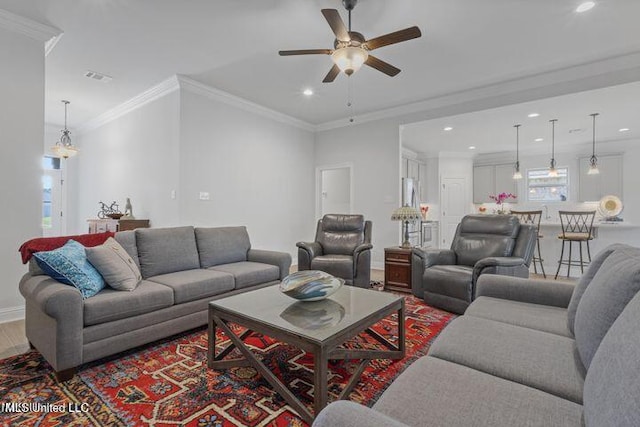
[
  {"x1": 0, "y1": 305, "x2": 25, "y2": 324},
  {"x1": 371, "y1": 261, "x2": 385, "y2": 270}
]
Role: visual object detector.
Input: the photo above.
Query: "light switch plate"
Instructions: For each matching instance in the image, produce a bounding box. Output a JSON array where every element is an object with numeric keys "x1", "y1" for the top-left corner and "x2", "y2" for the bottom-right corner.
[{"x1": 199, "y1": 192, "x2": 210, "y2": 200}]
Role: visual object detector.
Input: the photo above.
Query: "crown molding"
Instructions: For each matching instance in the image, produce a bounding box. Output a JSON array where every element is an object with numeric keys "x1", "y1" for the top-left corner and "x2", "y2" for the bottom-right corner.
[
  {"x1": 176, "y1": 75, "x2": 315, "y2": 132},
  {"x1": 44, "y1": 32, "x2": 63, "y2": 56},
  {"x1": 0, "y1": 9, "x2": 61, "y2": 44},
  {"x1": 316, "y1": 50, "x2": 640, "y2": 133},
  {"x1": 77, "y1": 76, "x2": 180, "y2": 134}
]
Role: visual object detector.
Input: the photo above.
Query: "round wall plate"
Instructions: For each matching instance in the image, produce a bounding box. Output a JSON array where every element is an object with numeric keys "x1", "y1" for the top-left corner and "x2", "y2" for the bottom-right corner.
[{"x1": 598, "y1": 195, "x2": 623, "y2": 218}]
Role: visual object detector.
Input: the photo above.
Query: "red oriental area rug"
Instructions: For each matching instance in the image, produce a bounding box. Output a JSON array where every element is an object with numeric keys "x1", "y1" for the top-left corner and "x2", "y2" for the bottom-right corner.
[{"x1": 0, "y1": 295, "x2": 454, "y2": 427}]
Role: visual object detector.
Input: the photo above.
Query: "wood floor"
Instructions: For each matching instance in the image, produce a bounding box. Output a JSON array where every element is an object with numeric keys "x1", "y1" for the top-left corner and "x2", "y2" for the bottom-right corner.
[{"x1": 0, "y1": 269, "x2": 571, "y2": 360}]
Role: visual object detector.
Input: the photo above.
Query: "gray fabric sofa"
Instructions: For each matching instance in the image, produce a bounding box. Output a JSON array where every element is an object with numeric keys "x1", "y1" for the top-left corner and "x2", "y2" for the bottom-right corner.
[
  {"x1": 19, "y1": 225, "x2": 291, "y2": 381},
  {"x1": 412, "y1": 214, "x2": 537, "y2": 314},
  {"x1": 314, "y1": 243, "x2": 640, "y2": 426}
]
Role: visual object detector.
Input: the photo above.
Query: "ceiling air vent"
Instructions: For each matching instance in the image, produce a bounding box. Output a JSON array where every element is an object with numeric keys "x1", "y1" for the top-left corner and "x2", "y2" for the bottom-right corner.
[{"x1": 84, "y1": 70, "x2": 113, "y2": 83}]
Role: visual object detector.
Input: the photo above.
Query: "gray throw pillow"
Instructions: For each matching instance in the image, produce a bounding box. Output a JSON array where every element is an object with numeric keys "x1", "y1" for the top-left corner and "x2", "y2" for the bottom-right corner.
[{"x1": 86, "y1": 237, "x2": 142, "y2": 291}]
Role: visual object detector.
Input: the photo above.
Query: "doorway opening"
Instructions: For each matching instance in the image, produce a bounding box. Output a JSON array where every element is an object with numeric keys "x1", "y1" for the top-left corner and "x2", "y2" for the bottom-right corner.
[
  {"x1": 42, "y1": 156, "x2": 66, "y2": 237},
  {"x1": 316, "y1": 163, "x2": 354, "y2": 219}
]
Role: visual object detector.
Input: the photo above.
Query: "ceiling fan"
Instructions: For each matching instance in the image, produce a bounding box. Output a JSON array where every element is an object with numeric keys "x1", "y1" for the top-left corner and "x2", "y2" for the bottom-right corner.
[{"x1": 279, "y1": 0, "x2": 422, "y2": 83}]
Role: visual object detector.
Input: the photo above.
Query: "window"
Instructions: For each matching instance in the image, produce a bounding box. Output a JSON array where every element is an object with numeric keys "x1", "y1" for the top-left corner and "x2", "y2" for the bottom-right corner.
[
  {"x1": 42, "y1": 156, "x2": 61, "y2": 232},
  {"x1": 527, "y1": 167, "x2": 569, "y2": 202}
]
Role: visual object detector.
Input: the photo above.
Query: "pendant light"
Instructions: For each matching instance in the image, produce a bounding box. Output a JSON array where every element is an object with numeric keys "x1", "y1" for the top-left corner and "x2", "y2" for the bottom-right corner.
[
  {"x1": 512, "y1": 124, "x2": 523, "y2": 180},
  {"x1": 51, "y1": 100, "x2": 78, "y2": 159},
  {"x1": 587, "y1": 113, "x2": 600, "y2": 175},
  {"x1": 548, "y1": 119, "x2": 559, "y2": 177}
]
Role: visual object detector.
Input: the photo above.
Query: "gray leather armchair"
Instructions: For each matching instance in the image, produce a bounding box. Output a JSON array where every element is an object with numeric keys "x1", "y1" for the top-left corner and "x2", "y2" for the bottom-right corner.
[
  {"x1": 411, "y1": 214, "x2": 537, "y2": 314},
  {"x1": 297, "y1": 214, "x2": 373, "y2": 288}
]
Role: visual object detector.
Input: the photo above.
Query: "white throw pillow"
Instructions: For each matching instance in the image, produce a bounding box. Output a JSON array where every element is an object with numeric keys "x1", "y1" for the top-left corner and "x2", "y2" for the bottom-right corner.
[{"x1": 86, "y1": 237, "x2": 142, "y2": 291}]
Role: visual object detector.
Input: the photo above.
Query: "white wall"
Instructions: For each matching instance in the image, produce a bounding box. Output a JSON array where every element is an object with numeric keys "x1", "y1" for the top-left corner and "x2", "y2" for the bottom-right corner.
[
  {"x1": 0, "y1": 28, "x2": 46, "y2": 318},
  {"x1": 75, "y1": 91, "x2": 181, "y2": 233},
  {"x1": 315, "y1": 119, "x2": 401, "y2": 267},
  {"x1": 321, "y1": 168, "x2": 351, "y2": 215},
  {"x1": 178, "y1": 89, "x2": 316, "y2": 255}
]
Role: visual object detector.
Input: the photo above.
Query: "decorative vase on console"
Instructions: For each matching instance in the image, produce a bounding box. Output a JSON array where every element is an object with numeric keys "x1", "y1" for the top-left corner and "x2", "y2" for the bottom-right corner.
[{"x1": 489, "y1": 192, "x2": 516, "y2": 214}]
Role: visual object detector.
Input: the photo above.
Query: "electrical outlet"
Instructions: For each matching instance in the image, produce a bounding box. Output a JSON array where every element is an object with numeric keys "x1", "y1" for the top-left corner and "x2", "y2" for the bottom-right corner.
[
  {"x1": 199, "y1": 192, "x2": 210, "y2": 201},
  {"x1": 170, "y1": 190, "x2": 176, "y2": 199}
]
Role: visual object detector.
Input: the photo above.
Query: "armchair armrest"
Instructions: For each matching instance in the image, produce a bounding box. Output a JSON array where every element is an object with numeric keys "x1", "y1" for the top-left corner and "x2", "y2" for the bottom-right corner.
[
  {"x1": 296, "y1": 241, "x2": 323, "y2": 258},
  {"x1": 472, "y1": 256, "x2": 526, "y2": 283},
  {"x1": 247, "y1": 249, "x2": 292, "y2": 280},
  {"x1": 475, "y1": 274, "x2": 576, "y2": 308},
  {"x1": 353, "y1": 243, "x2": 373, "y2": 255},
  {"x1": 313, "y1": 401, "x2": 410, "y2": 427},
  {"x1": 411, "y1": 248, "x2": 456, "y2": 298}
]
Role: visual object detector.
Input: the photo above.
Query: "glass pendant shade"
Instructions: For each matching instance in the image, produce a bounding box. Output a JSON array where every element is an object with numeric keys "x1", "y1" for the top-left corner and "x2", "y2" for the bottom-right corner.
[
  {"x1": 548, "y1": 119, "x2": 558, "y2": 177},
  {"x1": 51, "y1": 100, "x2": 78, "y2": 159},
  {"x1": 331, "y1": 47, "x2": 369, "y2": 75},
  {"x1": 587, "y1": 113, "x2": 600, "y2": 175},
  {"x1": 513, "y1": 124, "x2": 522, "y2": 180}
]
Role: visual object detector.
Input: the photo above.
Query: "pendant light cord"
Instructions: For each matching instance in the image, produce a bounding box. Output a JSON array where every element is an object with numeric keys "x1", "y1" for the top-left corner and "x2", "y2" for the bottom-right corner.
[{"x1": 591, "y1": 113, "x2": 598, "y2": 157}]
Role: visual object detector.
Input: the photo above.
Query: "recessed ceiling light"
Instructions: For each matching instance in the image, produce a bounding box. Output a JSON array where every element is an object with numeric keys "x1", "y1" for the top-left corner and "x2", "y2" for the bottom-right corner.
[
  {"x1": 619, "y1": 128, "x2": 630, "y2": 132},
  {"x1": 534, "y1": 138, "x2": 544, "y2": 142},
  {"x1": 443, "y1": 126, "x2": 453, "y2": 131},
  {"x1": 576, "y1": 1, "x2": 596, "y2": 13},
  {"x1": 528, "y1": 113, "x2": 540, "y2": 118},
  {"x1": 302, "y1": 88, "x2": 314, "y2": 96},
  {"x1": 468, "y1": 146, "x2": 476, "y2": 150}
]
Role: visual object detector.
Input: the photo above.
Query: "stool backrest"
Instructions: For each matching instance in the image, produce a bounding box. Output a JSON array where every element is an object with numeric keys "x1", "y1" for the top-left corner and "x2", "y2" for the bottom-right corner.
[
  {"x1": 559, "y1": 211, "x2": 596, "y2": 238},
  {"x1": 510, "y1": 210, "x2": 542, "y2": 232}
]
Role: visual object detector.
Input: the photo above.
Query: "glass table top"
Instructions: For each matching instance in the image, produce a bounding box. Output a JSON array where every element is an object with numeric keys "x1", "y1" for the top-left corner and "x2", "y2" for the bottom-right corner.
[{"x1": 210, "y1": 285, "x2": 403, "y2": 342}]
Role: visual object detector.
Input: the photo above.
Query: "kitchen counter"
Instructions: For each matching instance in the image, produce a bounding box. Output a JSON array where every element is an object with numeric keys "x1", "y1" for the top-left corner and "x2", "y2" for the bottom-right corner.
[{"x1": 539, "y1": 221, "x2": 637, "y2": 229}]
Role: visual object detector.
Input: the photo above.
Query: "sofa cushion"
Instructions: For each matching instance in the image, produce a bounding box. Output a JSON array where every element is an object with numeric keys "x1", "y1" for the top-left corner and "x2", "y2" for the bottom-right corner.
[
  {"x1": 373, "y1": 356, "x2": 583, "y2": 427},
  {"x1": 148, "y1": 269, "x2": 235, "y2": 304},
  {"x1": 423, "y1": 265, "x2": 473, "y2": 301},
  {"x1": 574, "y1": 245, "x2": 640, "y2": 369},
  {"x1": 310, "y1": 255, "x2": 354, "y2": 281},
  {"x1": 209, "y1": 262, "x2": 279, "y2": 290},
  {"x1": 583, "y1": 291, "x2": 640, "y2": 427},
  {"x1": 428, "y1": 316, "x2": 585, "y2": 403},
  {"x1": 86, "y1": 237, "x2": 142, "y2": 291},
  {"x1": 34, "y1": 240, "x2": 105, "y2": 299},
  {"x1": 566, "y1": 243, "x2": 624, "y2": 334},
  {"x1": 84, "y1": 280, "x2": 174, "y2": 326},
  {"x1": 195, "y1": 226, "x2": 251, "y2": 268},
  {"x1": 135, "y1": 226, "x2": 200, "y2": 278},
  {"x1": 466, "y1": 296, "x2": 571, "y2": 337},
  {"x1": 317, "y1": 214, "x2": 365, "y2": 255},
  {"x1": 114, "y1": 230, "x2": 140, "y2": 268},
  {"x1": 452, "y1": 215, "x2": 519, "y2": 266}
]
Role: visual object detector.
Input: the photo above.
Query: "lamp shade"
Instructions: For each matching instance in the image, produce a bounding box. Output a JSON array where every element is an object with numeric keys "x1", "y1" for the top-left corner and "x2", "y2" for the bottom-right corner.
[
  {"x1": 391, "y1": 206, "x2": 422, "y2": 222},
  {"x1": 331, "y1": 47, "x2": 369, "y2": 76}
]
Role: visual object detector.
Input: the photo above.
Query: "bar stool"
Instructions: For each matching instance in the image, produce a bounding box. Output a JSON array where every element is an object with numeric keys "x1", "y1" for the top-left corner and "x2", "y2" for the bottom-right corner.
[
  {"x1": 555, "y1": 210, "x2": 596, "y2": 279},
  {"x1": 511, "y1": 210, "x2": 546, "y2": 278}
]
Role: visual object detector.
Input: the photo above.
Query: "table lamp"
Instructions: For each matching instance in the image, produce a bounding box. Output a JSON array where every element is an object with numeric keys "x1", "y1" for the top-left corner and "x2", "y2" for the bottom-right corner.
[{"x1": 391, "y1": 205, "x2": 422, "y2": 248}]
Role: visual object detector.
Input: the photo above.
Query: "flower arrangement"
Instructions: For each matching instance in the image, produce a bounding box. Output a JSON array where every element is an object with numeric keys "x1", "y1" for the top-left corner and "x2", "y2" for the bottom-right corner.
[
  {"x1": 489, "y1": 192, "x2": 516, "y2": 214},
  {"x1": 489, "y1": 192, "x2": 516, "y2": 205}
]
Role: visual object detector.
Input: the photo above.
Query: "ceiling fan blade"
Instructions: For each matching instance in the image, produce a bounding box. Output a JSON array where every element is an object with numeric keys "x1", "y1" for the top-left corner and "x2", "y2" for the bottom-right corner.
[
  {"x1": 365, "y1": 55, "x2": 401, "y2": 77},
  {"x1": 321, "y1": 9, "x2": 350, "y2": 42},
  {"x1": 322, "y1": 64, "x2": 341, "y2": 83},
  {"x1": 279, "y1": 49, "x2": 332, "y2": 56},
  {"x1": 364, "y1": 26, "x2": 422, "y2": 51}
]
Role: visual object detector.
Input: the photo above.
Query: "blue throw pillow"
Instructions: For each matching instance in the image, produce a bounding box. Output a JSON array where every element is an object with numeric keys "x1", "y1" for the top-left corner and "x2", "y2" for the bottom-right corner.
[{"x1": 34, "y1": 240, "x2": 105, "y2": 299}]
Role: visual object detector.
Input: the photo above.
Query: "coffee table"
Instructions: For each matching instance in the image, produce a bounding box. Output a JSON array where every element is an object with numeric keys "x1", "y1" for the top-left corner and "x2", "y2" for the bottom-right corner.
[{"x1": 207, "y1": 284, "x2": 405, "y2": 424}]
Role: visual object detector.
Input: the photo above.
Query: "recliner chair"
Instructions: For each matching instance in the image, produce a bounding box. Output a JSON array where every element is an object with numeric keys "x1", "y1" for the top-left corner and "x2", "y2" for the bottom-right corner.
[
  {"x1": 411, "y1": 214, "x2": 536, "y2": 314},
  {"x1": 296, "y1": 214, "x2": 372, "y2": 288}
]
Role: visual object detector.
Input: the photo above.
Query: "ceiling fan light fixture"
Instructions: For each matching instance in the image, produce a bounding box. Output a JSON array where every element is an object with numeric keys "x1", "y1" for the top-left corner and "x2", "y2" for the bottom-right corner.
[{"x1": 331, "y1": 47, "x2": 368, "y2": 76}]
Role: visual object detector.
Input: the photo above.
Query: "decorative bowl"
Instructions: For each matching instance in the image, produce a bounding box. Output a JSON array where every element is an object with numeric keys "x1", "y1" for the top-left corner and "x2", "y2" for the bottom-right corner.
[
  {"x1": 280, "y1": 300, "x2": 345, "y2": 330},
  {"x1": 279, "y1": 270, "x2": 344, "y2": 301},
  {"x1": 107, "y1": 213, "x2": 124, "y2": 219}
]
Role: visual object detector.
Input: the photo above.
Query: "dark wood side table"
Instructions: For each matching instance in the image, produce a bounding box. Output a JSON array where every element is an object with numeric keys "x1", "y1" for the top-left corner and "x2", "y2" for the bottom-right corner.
[
  {"x1": 384, "y1": 247, "x2": 413, "y2": 293},
  {"x1": 117, "y1": 219, "x2": 150, "y2": 231}
]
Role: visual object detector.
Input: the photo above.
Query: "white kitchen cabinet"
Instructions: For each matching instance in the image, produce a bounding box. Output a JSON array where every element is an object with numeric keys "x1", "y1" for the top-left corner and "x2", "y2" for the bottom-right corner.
[
  {"x1": 473, "y1": 163, "x2": 518, "y2": 204},
  {"x1": 578, "y1": 155, "x2": 623, "y2": 202}
]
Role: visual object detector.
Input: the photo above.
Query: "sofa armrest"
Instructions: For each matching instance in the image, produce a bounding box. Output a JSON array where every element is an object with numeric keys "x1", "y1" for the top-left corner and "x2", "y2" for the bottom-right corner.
[
  {"x1": 19, "y1": 274, "x2": 83, "y2": 370},
  {"x1": 247, "y1": 249, "x2": 292, "y2": 280},
  {"x1": 475, "y1": 274, "x2": 576, "y2": 308},
  {"x1": 313, "y1": 401, "x2": 410, "y2": 427}
]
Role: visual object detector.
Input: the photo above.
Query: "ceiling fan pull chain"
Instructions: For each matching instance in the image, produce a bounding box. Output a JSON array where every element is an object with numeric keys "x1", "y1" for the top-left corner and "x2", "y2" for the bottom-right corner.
[{"x1": 348, "y1": 77, "x2": 355, "y2": 123}]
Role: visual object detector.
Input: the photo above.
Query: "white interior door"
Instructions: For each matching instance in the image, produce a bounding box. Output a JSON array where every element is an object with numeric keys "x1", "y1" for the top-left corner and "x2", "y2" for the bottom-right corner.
[
  {"x1": 42, "y1": 169, "x2": 63, "y2": 237},
  {"x1": 316, "y1": 164, "x2": 353, "y2": 219},
  {"x1": 441, "y1": 177, "x2": 467, "y2": 248}
]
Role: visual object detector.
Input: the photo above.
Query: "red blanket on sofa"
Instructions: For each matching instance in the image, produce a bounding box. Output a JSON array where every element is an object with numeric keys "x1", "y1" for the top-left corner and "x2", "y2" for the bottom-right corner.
[{"x1": 19, "y1": 232, "x2": 115, "y2": 264}]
